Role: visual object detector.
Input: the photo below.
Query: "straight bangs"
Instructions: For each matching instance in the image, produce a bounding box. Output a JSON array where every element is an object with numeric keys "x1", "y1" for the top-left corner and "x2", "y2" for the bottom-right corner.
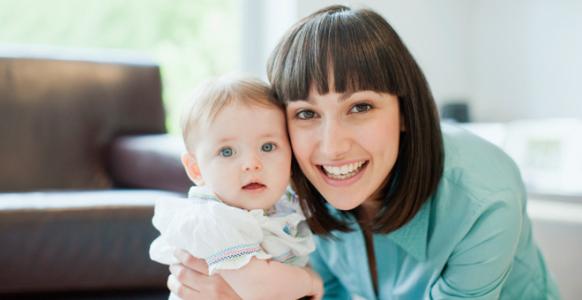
[{"x1": 269, "y1": 7, "x2": 413, "y2": 103}]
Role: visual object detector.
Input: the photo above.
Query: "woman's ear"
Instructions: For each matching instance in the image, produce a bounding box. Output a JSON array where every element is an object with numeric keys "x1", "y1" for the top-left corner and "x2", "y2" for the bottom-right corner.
[{"x1": 181, "y1": 152, "x2": 205, "y2": 186}]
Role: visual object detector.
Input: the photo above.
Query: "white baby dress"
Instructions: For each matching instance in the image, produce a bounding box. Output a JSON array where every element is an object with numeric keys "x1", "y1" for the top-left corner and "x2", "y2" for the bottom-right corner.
[{"x1": 149, "y1": 185, "x2": 315, "y2": 275}]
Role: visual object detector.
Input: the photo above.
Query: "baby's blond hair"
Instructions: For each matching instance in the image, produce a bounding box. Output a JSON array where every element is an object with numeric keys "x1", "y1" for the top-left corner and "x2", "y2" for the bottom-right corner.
[{"x1": 180, "y1": 75, "x2": 283, "y2": 154}]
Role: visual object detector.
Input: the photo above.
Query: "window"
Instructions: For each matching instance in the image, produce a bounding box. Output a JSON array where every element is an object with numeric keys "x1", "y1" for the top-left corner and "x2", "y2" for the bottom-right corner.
[{"x1": 0, "y1": 0, "x2": 240, "y2": 132}]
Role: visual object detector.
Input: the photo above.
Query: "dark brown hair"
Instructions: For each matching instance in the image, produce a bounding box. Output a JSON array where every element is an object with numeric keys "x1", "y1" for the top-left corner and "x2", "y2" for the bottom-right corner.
[{"x1": 267, "y1": 5, "x2": 444, "y2": 235}]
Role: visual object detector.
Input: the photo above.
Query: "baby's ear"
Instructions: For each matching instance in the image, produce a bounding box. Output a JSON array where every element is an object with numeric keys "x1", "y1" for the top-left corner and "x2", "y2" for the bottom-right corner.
[{"x1": 181, "y1": 152, "x2": 205, "y2": 186}]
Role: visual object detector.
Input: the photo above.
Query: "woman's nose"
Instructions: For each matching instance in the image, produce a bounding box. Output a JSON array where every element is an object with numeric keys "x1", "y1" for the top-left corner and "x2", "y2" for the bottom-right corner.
[
  {"x1": 319, "y1": 119, "x2": 350, "y2": 159},
  {"x1": 242, "y1": 155, "x2": 263, "y2": 172}
]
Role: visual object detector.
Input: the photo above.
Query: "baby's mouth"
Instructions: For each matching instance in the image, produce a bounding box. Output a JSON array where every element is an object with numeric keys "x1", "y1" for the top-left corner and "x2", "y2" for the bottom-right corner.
[{"x1": 242, "y1": 182, "x2": 266, "y2": 190}]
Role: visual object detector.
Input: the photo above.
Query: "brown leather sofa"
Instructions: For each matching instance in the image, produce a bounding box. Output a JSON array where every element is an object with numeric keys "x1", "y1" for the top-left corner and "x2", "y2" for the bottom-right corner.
[{"x1": 0, "y1": 48, "x2": 190, "y2": 299}]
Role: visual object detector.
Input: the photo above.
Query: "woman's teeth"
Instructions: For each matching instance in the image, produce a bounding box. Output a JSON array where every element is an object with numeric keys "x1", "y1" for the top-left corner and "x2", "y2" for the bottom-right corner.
[{"x1": 322, "y1": 161, "x2": 366, "y2": 180}]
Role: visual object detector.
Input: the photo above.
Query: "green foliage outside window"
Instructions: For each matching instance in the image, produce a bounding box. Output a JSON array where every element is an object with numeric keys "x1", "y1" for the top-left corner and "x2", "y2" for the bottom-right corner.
[{"x1": 0, "y1": 0, "x2": 240, "y2": 133}]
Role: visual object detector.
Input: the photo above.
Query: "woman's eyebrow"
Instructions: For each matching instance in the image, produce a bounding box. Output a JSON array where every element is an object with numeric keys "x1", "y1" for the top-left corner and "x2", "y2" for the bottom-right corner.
[
  {"x1": 303, "y1": 91, "x2": 354, "y2": 103},
  {"x1": 288, "y1": 99, "x2": 311, "y2": 105},
  {"x1": 340, "y1": 90, "x2": 378, "y2": 102}
]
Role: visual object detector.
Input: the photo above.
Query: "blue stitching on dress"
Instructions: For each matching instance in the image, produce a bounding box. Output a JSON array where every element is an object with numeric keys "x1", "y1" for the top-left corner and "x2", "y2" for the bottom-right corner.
[{"x1": 206, "y1": 243, "x2": 261, "y2": 266}]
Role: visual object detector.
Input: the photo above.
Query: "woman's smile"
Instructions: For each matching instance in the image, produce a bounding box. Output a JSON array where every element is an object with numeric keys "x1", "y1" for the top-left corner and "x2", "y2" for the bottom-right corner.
[
  {"x1": 321, "y1": 160, "x2": 367, "y2": 178},
  {"x1": 319, "y1": 160, "x2": 368, "y2": 182},
  {"x1": 318, "y1": 161, "x2": 369, "y2": 188}
]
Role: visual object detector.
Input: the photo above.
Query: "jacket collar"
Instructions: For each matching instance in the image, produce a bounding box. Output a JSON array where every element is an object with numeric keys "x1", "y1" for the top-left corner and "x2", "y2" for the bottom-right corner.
[
  {"x1": 385, "y1": 198, "x2": 431, "y2": 261},
  {"x1": 329, "y1": 198, "x2": 432, "y2": 261}
]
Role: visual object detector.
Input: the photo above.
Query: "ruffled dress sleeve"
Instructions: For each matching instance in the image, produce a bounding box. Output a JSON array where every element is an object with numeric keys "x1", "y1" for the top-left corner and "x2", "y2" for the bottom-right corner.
[{"x1": 149, "y1": 194, "x2": 270, "y2": 275}]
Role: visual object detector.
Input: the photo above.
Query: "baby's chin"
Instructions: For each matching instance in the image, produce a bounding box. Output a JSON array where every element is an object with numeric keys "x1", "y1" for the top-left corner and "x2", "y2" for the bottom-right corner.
[
  {"x1": 240, "y1": 200, "x2": 280, "y2": 211},
  {"x1": 239, "y1": 197, "x2": 282, "y2": 211}
]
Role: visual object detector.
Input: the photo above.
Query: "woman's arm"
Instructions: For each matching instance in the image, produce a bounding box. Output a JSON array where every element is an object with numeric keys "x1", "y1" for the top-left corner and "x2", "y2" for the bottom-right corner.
[
  {"x1": 170, "y1": 249, "x2": 322, "y2": 300},
  {"x1": 310, "y1": 247, "x2": 351, "y2": 300},
  {"x1": 169, "y1": 249, "x2": 241, "y2": 300},
  {"x1": 220, "y1": 258, "x2": 323, "y2": 300}
]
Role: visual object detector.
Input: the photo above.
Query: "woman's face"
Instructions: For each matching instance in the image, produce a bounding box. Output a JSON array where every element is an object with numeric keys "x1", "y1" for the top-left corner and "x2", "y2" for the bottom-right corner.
[{"x1": 286, "y1": 86, "x2": 402, "y2": 210}]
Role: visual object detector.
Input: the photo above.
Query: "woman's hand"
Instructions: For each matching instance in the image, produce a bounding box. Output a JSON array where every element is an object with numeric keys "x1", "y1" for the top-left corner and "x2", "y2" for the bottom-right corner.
[
  {"x1": 305, "y1": 267, "x2": 324, "y2": 300},
  {"x1": 167, "y1": 249, "x2": 241, "y2": 300}
]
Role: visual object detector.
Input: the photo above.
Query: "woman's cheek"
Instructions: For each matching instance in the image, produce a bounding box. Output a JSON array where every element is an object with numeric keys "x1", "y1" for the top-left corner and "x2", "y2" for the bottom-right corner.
[{"x1": 289, "y1": 127, "x2": 313, "y2": 164}]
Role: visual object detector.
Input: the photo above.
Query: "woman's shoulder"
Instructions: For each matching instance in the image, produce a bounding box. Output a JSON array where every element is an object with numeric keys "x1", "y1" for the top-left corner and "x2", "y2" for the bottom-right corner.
[
  {"x1": 424, "y1": 125, "x2": 527, "y2": 255},
  {"x1": 438, "y1": 124, "x2": 527, "y2": 210}
]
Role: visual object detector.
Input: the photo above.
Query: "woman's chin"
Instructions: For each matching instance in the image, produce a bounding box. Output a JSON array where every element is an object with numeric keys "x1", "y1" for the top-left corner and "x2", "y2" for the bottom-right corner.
[{"x1": 325, "y1": 196, "x2": 364, "y2": 211}]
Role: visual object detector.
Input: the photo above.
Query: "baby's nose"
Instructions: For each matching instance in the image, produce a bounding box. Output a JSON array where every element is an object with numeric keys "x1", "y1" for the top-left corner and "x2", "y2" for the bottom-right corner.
[{"x1": 242, "y1": 157, "x2": 262, "y2": 172}]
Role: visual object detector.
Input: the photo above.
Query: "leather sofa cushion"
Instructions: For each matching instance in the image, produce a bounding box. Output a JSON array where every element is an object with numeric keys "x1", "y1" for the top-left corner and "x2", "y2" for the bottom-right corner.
[{"x1": 0, "y1": 190, "x2": 179, "y2": 293}]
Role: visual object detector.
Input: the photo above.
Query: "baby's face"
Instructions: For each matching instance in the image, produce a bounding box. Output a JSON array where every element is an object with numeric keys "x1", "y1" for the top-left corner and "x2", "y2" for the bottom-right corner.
[{"x1": 193, "y1": 102, "x2": 292, "y2": 210}]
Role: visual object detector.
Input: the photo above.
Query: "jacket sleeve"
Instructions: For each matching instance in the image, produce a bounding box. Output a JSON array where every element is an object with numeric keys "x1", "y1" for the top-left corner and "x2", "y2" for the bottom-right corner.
[
  {"x1": 310, "y1": 247, "x2": 352, "y2": 300},
  {"x1": 430, "y1": 191, "x2": 523, "y2": 299}
]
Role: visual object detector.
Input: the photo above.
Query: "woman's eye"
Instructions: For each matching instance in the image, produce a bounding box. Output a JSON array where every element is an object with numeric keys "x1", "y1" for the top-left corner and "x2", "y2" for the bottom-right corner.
[
  {"x1": 350, "y1": 103, "x2": 373, "y2": 113},
  {"x1": 261, "y1": 142, "x2": 277, "y2": 152},
  {"x1": 296, "y1": 110, "x2": 316, "y2": 120},
  {"x1": 219, "y1": 147, "x2": 234, "y2": 157}
]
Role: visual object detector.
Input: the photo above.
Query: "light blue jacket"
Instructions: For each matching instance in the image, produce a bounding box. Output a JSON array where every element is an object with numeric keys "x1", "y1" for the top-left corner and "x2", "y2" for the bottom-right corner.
[{"x1": 311, "y1": 124, "x2": 561, "y2": 299}]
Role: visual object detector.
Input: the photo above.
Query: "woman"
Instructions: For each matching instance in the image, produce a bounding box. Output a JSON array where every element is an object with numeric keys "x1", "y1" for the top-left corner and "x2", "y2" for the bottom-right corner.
[{"x1": 168, "y1": 5, "x2": 560, "y2": 299}]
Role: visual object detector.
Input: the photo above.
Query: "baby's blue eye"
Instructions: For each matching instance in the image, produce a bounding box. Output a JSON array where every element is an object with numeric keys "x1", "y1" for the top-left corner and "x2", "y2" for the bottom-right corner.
[
  {"x1": 219, "y1": 147, "x2": 234, "y2": 157},
  {"x1": 261, "y1": 142, "x2": 276, "y2": 152}
]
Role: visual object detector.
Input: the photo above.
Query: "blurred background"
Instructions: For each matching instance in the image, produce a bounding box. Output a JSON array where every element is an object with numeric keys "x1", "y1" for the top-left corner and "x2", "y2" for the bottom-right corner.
[
  {"x1": 1, "y1": 0, "x2": 580, "y2": 298},
  {"x1": 3, "y1": 0, "x2": 579, "y2": 196}
]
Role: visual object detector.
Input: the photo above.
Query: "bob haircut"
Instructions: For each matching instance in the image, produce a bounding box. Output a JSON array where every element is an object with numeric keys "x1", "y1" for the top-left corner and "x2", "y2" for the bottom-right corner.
[
  {"x1": 180, "y1": 75, "x2": 283, "y2": 154},
  {"x1": 267, "y1": 5, "x2": 444, "y2": 235}
]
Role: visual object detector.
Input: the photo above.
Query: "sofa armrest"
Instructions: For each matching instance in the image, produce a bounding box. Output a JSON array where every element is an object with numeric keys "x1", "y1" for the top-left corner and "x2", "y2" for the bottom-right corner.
[{"x1": 108, "y1": 134, "x2": 190, "y2": 194}]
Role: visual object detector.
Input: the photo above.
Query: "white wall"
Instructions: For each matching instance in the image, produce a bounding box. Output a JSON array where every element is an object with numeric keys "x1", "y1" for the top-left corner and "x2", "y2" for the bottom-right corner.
[
  {"x1": 467, "y1": 0, "x2": 582, "y2": 121},
  {"x1": 239, "y1": 0, "x2": 297, "y2": 80},
  {"x1": 244, "y1": 0, "x2": 582, "y2": 122}
]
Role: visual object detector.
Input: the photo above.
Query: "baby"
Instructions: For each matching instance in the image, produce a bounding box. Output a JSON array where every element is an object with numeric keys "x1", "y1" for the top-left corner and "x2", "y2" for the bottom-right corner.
[{"x1": 149, "y1": 75, "x2": 322, "y2": 299}]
